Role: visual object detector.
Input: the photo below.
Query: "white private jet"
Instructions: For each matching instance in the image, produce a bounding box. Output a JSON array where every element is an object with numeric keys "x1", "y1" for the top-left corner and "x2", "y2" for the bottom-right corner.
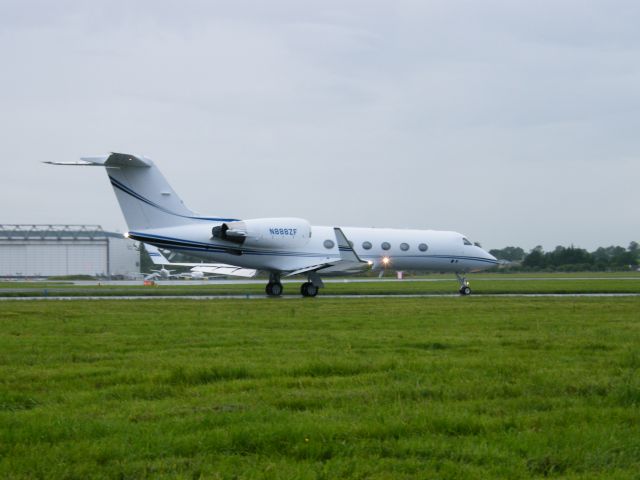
[
  {"x1": 47, "y1": 152, "x2": 497, "y2": 297},
  {"x1": 144, "y1": 243, "x2": 257, "y2": 279}
]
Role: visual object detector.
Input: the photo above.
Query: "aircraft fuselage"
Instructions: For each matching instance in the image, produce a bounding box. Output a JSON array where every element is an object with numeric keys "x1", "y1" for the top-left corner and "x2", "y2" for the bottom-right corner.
[{"x1": 128, "y1": 224, "x2": 496, "y2": 275}]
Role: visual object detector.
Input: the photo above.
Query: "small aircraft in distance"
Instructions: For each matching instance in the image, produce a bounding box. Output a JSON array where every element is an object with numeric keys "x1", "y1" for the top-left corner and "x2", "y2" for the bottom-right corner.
[
  {"x1": 47, "y1": 152, "x2": 497, "y2": 297},
  {"x1": 144, "y1": 244, "x2": 257, "y2": 280},
  {"x1": 143, "y1": 266, "x2": 178, "y2": 281},
  {"x1": 141, "y1": 250, "x2": 181, "y2": 280}
]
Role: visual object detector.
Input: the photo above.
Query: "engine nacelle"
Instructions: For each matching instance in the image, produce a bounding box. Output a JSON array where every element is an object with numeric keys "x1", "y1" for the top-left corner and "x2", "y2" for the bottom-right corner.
[{"x1": 212, "y1": 217, "x2": 312, "y2": 249}]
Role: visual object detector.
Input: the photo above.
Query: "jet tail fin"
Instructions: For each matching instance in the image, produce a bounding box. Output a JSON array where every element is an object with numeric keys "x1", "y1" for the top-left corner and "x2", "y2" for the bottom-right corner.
[{"x1": 46, "y1": 152, "x2": 223, "y2": 231}]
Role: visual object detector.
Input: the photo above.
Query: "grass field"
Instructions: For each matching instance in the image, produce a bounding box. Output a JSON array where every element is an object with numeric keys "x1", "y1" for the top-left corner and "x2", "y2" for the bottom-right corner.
[{"x1": 1, "y1": 297, "x2": 639, "y2": 478}]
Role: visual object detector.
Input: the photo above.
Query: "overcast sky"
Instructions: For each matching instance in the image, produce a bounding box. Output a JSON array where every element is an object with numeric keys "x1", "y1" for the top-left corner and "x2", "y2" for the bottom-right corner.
[{"x1": 1, "y1": 0, "x2": 638, "y2": 251}]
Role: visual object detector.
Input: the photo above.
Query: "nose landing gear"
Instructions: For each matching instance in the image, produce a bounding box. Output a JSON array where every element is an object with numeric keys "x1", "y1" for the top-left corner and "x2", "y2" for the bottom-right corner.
[{"x1": 456, "y1": 273, "x2": 472, "y2": 296}]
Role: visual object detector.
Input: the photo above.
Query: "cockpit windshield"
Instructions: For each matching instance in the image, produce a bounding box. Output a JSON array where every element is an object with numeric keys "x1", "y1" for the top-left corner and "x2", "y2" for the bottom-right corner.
[{"x1": 462, "y1": 237, "x2": 473, "y2": 246}]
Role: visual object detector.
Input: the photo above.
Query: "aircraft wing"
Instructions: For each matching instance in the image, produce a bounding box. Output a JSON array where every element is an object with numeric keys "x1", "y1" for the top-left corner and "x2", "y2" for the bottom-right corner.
[
  {"x1": 285, "y1": 228, "x2": 370, "y2": 277},
  {"x1": 144, "y1": 243, "x2": 256, "y2": 277},
  {"x1": 191, "y1": 265, "x2": 257, "y2": 278},
  {"x1": 284, "y1": 260, "x2": 369, "y2": 277}
]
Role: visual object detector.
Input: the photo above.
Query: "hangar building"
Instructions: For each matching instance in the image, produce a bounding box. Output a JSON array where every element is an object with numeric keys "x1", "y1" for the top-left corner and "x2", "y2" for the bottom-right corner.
[{"x1": 0, "y1": 225, "x2": 140, "y2": 278}]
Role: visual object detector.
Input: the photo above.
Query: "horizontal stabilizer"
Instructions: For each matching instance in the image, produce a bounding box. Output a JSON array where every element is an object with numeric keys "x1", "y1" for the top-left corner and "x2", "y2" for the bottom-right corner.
[
  {"x1": 44, "y1": 153, "x2": 151, "y2": 168},
  {"x1": 43, "y1": 159, "x2": 106, "y2": 166},
  {"x1": 103, "y1": 153, "x2": 152, "y2": 168}
]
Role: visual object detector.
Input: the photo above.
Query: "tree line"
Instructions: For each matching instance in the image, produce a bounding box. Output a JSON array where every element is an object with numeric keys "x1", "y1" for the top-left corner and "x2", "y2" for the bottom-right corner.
[{"x1": 489, "y1": 242, "x2": 639, "y2": 271}]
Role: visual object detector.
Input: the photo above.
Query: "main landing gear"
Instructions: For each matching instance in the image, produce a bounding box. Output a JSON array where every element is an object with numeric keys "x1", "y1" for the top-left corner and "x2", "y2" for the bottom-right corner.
[
  {"x1": 266, "y1": 272, "x2": 283, "y2": 297},
  {"x1": 265, "y1": 272, "x2": 324, "y2": 298},
  {"x1": 456, "y1": 273, "x2": 472, "y2": 296},
  {"x1": 301, "y1": 272, "x2": 323, "y2": 298},
  {"x1": 300, "y1": 282, "x2": 318, "y2": 297}
]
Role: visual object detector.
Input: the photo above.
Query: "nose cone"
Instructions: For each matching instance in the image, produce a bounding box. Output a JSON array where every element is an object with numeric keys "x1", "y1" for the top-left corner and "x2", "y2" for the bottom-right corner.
[
  {"x1": 473, "y1": 247, "x2": 498, "y2": 271},
  {"x1": 485, "y1": 250, "x2": 497, "y2": 263}
]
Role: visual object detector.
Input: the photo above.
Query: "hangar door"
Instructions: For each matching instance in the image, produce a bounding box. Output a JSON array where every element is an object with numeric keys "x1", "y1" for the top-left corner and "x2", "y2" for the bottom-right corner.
[
  {"x1": 0, "y1": 244, "x2": 28, "y2": 276},
  {"x1": 0, "y1": 241, "x2": 108, "y2": 276}
]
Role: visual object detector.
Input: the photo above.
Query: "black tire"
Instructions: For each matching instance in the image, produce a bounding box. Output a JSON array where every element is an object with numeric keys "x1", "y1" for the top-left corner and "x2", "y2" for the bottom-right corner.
[
  {"x1": 460, "y1": 286, "x2": 471, "y2": 296},
  {"x1": 266, "y1": 282, "x2": 283, "y2": 297},
  {"x1": 300, "y1": 282, "x2": 319, "y2": 297},
  {"x1": 271, "y1": 282, "x2": 283, "y2": 296}
]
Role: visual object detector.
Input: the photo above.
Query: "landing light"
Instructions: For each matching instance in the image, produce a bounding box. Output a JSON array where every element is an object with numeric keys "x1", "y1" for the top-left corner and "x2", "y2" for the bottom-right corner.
[
  {"x1": 123, "y1": 232, "x2": 130, "y2": 239},
  {"x1": 382, "y1": 256, "x2": 390, "y2": 266}
]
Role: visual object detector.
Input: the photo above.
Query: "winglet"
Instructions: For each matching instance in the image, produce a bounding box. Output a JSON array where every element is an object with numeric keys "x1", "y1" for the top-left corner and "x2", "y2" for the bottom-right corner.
[
  {"x1": 284, "y1": 229, "x2": 369, "y2": 277},
  {"x1": 334, "y1": 227, "x2": 365, "y2": 263}
]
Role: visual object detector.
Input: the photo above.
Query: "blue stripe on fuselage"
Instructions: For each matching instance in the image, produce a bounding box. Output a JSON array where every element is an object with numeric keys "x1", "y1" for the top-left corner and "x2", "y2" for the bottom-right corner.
[{"x1": 109, "y1": 176, "x2": 239, "y2": 222}]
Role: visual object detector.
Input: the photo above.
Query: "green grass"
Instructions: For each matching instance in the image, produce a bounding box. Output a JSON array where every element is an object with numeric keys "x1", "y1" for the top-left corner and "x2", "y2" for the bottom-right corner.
[{"x1": 1, "y1": 297, "x2": 639, "y2": 478}]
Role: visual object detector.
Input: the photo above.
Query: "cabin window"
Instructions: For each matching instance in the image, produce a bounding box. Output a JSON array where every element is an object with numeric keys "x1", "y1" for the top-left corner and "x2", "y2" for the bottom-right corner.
[
  {"x1": 381, "y1": 242, "x2": 391, "y2": 251},
  {"x1": 323, "y1": 239, "x2": 335, "y2": 249},
  {"x1": 463, "y1": 237, "x2": 472, "y2": 246},
  {"x1": 362, "y1": 241, "x2": 372, "y2": 250},
  {"x1": 400, "y1": 243, "x2": 409, "y2": 251},
  {"x1": 419, "y1": 243, "x2": 428, "y2": 252}
]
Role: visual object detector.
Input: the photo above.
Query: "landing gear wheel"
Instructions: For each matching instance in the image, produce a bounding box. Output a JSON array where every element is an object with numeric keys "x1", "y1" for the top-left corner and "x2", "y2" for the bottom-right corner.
[
  {"x1": 455, "y1": 273, "x2": 472, "y2": 296},
  {"x1": 300, "y1": 282, "x2": 318, "y2": 298},
  {"x1": 266, "y1": 282, "x2": 283, "y2": 297},
  {"x1": 460, "y1": 286, "x2": 472, "y2": 296}
]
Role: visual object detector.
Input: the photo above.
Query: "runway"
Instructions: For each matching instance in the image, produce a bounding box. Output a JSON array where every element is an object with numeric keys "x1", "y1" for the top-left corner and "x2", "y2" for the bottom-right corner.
[
  {"x1": 69, "y1": 276, "x2": 640, "y2": 286},
  {"x1": 3, "y1": 293, "x2": 640, "y2": 301}
]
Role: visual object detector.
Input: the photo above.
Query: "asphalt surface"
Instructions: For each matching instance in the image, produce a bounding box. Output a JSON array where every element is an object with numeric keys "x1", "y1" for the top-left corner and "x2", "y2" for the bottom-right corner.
[
  {"x1": 1, "y1": 277, "x2": 638, "y2": 300},
  {"x1": 72, "y1": 277, "x2": 640, "y2": 286},
  {"x1": 2, "y1": 293, "x2": 640, "y2": 301}
]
